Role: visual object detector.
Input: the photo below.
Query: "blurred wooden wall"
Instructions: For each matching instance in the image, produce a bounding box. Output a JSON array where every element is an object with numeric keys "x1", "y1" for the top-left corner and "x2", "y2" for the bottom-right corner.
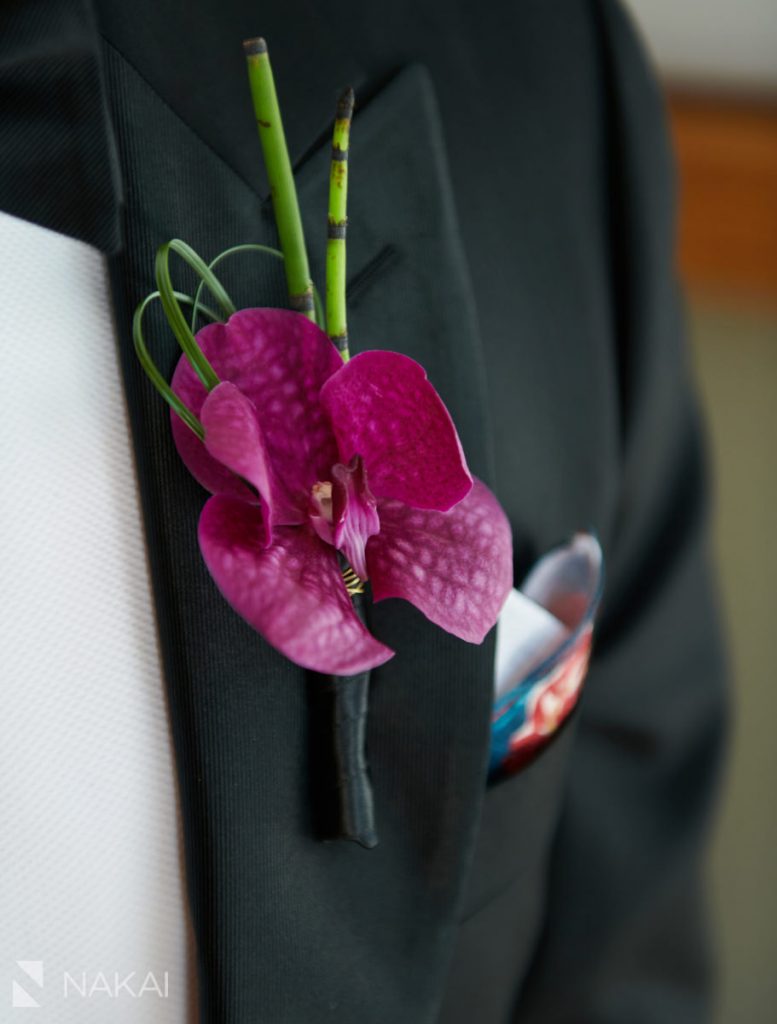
[{"x1": 667, "y1": 92, "x2": 777, "y2": 305}]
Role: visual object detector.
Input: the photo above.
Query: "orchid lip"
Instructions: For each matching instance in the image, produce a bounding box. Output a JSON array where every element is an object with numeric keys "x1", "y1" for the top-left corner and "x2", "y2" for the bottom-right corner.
[
  {"x1": 311, "y1": 481, "x2": 334, "y2": 522},
  {"x1": 307, "y1": 455, "x2": 380, "y2": 584}
]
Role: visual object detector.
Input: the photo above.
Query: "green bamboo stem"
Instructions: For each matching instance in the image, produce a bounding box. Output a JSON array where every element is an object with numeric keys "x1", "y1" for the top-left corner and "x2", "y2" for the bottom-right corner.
[
  {"x1": 326, "y1": 88, "x2": 354, "y2": 360},
  {"x1": 243, "y1": 38, "x2": 315, "y2": 320}
]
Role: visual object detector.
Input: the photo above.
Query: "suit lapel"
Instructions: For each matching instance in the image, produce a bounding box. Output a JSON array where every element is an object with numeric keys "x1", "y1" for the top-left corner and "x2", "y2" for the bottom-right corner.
[
  {"x1": 96, "y1": 0, "x2": 367, "y2": 191},
  {"x1": 104, "y1": 35, "x2": 497, "y2": 1020}
]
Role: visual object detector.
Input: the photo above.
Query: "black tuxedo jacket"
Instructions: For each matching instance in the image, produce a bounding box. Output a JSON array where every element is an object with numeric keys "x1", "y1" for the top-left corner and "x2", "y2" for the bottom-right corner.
[{"x1": 2, "y1": 1, "x2": 727, "y2": 1021}]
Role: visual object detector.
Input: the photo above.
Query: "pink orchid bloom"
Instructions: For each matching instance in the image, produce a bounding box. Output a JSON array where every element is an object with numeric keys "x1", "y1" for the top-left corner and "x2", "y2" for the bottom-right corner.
[{"x1": 170, "y1": 308, "x2": 513, "y2": 675}]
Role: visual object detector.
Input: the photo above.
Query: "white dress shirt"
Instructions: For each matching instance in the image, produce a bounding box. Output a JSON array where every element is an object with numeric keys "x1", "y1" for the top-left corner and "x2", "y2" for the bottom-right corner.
[{"x1": 0, "y1": 210, "x2": 192, "y2": 1022}]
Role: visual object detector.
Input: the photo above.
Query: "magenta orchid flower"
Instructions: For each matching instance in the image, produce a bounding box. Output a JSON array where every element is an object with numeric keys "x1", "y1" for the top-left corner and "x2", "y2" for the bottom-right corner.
[{"x1": 170, "y1": 307, "x2": 513, "y2": 676}]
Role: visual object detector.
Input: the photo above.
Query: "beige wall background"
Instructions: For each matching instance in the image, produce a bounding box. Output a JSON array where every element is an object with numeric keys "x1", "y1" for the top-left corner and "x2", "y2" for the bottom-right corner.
[
  {"x1": 623, "y1": 4, "x2": 777, "y2": 1021},
  {"x1": 692, "y1": 308, "x2": 777, "y2": 1024},
  {"x1": 623, "y1": 0, "x2": 777, "y2": 89}
]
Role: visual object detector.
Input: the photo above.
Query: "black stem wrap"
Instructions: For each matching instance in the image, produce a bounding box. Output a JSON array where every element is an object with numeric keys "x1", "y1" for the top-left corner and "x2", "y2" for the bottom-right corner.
[
  {"x1": 333, "y1": 669, "x2": 376, "y2": 848},
  {"x1": 332, "y1": 590, "x2": 377, "y2": 848}
]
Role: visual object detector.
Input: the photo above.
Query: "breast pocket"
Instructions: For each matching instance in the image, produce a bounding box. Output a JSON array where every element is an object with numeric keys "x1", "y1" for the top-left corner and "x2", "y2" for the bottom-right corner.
[
  {"x1": 466, "y1": 701, "x2": 581, "y2": 920},
  {"x1": 436, "y1": 706, "x2": 581, "y2": 1024}
]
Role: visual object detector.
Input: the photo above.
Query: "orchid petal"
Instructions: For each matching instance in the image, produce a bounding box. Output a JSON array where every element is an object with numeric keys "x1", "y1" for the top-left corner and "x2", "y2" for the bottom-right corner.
[
  {"x1": 171, "y1": 308, "x2": 343, "y2": 502},
  {"x1": 331, "y1": 456, "x2": 381, "y2": 580},
  {"x1": 198, "y1": 495, "x2": 394, "y2": 675},
  {"x1": 367, "y1": 479, "x2": 513, "y2": 643},
  {"x1": 200, "y1": 382, "x2": 304, "y2": 533},
  {"x1": 320, "y1": 350, "x2": 473, "y2": 511}
]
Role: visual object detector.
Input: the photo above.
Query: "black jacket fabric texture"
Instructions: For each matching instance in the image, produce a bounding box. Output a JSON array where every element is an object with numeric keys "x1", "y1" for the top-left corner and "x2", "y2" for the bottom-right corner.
[{"x1": 1, "y1": 1, "x2": 728, "y2": 1021}]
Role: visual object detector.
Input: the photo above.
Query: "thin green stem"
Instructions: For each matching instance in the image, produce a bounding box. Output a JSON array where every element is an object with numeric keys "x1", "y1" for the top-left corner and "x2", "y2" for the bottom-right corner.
[
  {"x1": 189, "y1": 242, "x2": 327, "y2": 332},
  {"x1": 190, "y1": 243, "x2": 282, "y2": 331},
  {"x1": 133, "y1": 291, "x2": 206, "y2": 439},
  {"x1": 312, "y1": 281, "x2": 325, "y2": 331},
  {"x1": 184, "y1": 296, "x2": 222, "y2": 325},
  {"x1": 326, "y1": 88, "x2": 354, "y2": 361},
  {"x1": 243, "y1": 38, "x2": 315, "y2": 320},
  {"x1": 155, "y1": 239, "x2": 235, "y2": 391}
]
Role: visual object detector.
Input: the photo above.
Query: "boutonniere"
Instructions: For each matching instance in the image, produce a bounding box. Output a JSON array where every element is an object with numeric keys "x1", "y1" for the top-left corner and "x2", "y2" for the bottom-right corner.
[{"x1": 133, "y1": 38, "x2": 513, "y2": 847}]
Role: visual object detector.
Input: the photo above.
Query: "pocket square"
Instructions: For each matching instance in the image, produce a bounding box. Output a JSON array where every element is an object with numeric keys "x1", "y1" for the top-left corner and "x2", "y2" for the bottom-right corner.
[{"x1": 490, "y1": 533, "x2": 604, "y2": 778}]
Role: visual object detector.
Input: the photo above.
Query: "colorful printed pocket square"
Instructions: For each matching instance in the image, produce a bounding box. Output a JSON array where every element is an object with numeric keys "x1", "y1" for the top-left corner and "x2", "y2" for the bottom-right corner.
[{"x1": 490, "y1": 533, "x2": 604, "y2": 778}]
